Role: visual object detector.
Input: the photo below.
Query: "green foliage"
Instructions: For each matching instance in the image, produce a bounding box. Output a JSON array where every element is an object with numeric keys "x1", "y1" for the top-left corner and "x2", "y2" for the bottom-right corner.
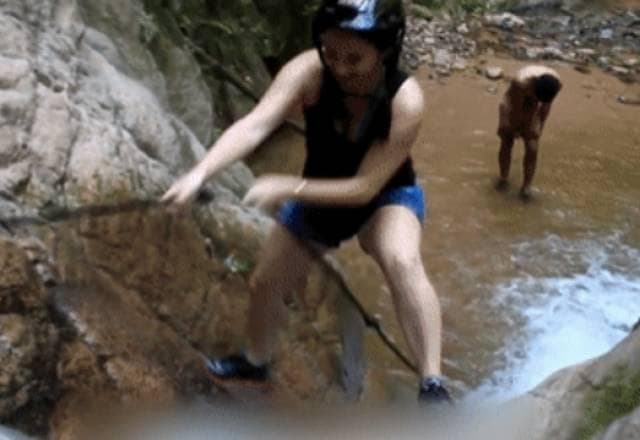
[
  {"x1": 455, "y1": 0, "x2": 495, "y2": 13},
  {"x1": 142, "y1": 0, "x2": 321, "y2": 70},
  {"x1": 252, "y1": 0, "x2": 322, "y2": 65},
  {"x1": 574, "y1": 368, "x2": 640, "y2": 439},
  {"x1": 413, "y1": 0, "x2": 447, "y2": 9}
]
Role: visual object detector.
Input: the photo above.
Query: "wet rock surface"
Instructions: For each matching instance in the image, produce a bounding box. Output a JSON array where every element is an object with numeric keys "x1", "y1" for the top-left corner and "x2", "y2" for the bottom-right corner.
[
  {"x1": 0, "y1": 0, "x2": 363, "y2": 437},
  {"x1": 0, "y1": 239, "x2": 59, "y2": 436},
  {"x1": 1, "y1": 200, "x2": 358, "y2": 439},
  {"x1": 596, "y1": 405, "x2": 640, "y2": 440},
  {"x1": 513, "y1": 329, "x2": 640, "y2": 439},
  {"x1": 403, "y1": 2, "x2": 639, "y2": 83},
  {"x1": 403, "y1": 14, "x2": 479, "y2": 75}
]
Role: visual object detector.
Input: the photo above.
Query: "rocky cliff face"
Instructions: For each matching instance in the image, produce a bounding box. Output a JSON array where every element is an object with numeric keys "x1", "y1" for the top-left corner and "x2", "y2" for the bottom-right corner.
[{"x1": 0, "y1": 1, "x2": 359, "y2": 437}]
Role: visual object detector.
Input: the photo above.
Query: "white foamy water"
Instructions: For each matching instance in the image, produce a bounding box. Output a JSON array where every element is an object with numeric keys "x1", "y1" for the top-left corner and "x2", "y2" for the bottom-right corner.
[{"x1": 468, "y1": 234, "x2": 640, "y2": 403}]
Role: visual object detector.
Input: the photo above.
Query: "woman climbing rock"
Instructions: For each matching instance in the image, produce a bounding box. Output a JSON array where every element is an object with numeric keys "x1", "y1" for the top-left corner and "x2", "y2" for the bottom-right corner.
[{"x1": 161, "y1": 0, "x2": 451, "y2": 405}]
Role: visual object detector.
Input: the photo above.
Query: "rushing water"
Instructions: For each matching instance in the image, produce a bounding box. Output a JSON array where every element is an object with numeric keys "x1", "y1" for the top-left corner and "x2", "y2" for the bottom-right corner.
[
  {"x1": 247, "y1": 56, "x2": 640, "y2": 399},
  {"x1": 467, "y1": 233, "x2": 640, "y2": 402}
]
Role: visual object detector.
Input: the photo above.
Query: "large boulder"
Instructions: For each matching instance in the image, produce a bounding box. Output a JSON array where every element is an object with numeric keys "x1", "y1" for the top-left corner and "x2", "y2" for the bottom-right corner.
[
  {"x1": 73, "y1": 0, "x2": 215, "y2": 144},
  {"x1": 0, "y1": 0, "x2": 248, "y2": 212},
  {"x1": 597, "y1": 405, "x2": 640, "y2": 440},
  {"x1": 0, "y1": 0, "x2": 365, "y2": 438},
  {"x1": 512, "y1": 329, "x2": 640, "y2": 439}
]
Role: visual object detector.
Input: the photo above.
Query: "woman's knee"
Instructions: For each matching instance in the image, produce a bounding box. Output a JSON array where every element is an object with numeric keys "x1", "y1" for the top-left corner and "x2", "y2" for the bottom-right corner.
[{"x1": 377, "y1": 245, "x2": 423, "y2": 276}]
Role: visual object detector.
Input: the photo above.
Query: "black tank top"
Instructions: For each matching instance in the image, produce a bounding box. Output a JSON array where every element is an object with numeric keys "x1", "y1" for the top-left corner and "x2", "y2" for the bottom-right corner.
[{"x1": 302, "y1": 68, "x2": 416, "y2": 190}]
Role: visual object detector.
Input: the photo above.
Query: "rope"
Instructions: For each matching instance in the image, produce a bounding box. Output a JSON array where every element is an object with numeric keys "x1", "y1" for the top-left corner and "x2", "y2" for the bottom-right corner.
[{"x1": 0, "y1": 194, "x2": 420, "y2": 376}]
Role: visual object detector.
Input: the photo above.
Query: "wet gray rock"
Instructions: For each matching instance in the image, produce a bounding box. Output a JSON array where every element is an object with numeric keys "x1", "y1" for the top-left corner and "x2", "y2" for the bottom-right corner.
[
  {"x1": 576, "y1": 48, "x2": 596, "y2": 57},
  {"x1": 596, "y1": 406, "x2": 640, "y2": 440},
  {"x1": 623, "y1": 57, "x2": 639, "y2": 68},
  {"x1": 0, "y1": 239, "x2": 59, "y2": 436},
  {"x1": 74, "y1": 1, "x2": 216, "y2": 145},
  {"x1": 526, "y1": 47, "x2": 545, "y2": 59},
  {"x1": 472, "y1": 4, "x2": 640, "y2": 83},
  {"x1": 600, "y1": 28, "x2": 614, "y2": 40},
  {"x1": 611, "y1": 66, "x2": 631, "y2": 75},
  {"x1": 434, "y1": 49, "x2": 453, "y2": 69},
  {"x1": 484, "y1": 13, "x2": 526, "y2": 30},
  {"x1": 485, "y1": 66, "x2": 504, "y2": 80},
  {"x1": 402, "y1": 15, "x2": 477, "y2": 74},
  {"x1": 599, "y1": 56, "x2": 612, "y2": 66},
  {"x1": 617, "y1": 95, "x2": 640, "y2": 106},
  {"x1": 0, "y1": 0, "x2": 257, "y2": 214},
  {"x1": 551, "y1": 15, "x2": 572, "y2": 28},
  {"x1": 541, "y1": 45, "x2": 564, "y2": 60},
  {"x1": 403, "y1": 3, "x2": 637, "y2": 82},
  {"x1": 452, "y1": 57, "x2": 468, "y2": 71},
  {"x1": 511, "y1": 330, "x2": 640, "y2": 439}
]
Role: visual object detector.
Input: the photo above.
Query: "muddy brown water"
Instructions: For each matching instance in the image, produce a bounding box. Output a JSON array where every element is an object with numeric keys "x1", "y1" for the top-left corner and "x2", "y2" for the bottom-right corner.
[{"x1": 247, "y1": 56, "x2": 640, "y2": 398}]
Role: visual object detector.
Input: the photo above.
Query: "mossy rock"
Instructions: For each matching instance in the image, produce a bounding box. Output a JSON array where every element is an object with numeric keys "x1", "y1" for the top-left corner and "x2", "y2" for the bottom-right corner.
[{"x1": 574, "y1": 367, "x2": 640, "y2": 439}]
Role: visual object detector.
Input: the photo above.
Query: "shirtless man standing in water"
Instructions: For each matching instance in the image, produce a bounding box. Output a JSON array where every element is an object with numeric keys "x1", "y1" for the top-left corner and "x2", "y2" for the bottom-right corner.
[{"x1": 496, "y1": 65, "x2": 562, "y2": 200}]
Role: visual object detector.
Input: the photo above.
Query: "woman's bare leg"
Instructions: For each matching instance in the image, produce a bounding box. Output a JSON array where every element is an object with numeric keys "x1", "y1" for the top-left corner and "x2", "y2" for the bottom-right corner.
[
  {"x1": 358, "y1": 206, "x2": 442, "y2": 377},
  {"x1": 245, "y1": 224, "x2": 317, "y2": 365}
]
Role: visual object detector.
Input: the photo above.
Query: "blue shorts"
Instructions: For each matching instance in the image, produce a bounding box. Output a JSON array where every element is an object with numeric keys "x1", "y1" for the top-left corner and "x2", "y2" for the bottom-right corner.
[{"x1": 277, "y1": 184, "x2": 426, "y2": 248}]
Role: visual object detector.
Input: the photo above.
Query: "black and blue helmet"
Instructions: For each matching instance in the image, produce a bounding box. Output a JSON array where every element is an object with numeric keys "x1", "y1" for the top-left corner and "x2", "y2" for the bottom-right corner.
[{"x1": 312, "y1": 0, "x2": 406, "y2": 71}]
